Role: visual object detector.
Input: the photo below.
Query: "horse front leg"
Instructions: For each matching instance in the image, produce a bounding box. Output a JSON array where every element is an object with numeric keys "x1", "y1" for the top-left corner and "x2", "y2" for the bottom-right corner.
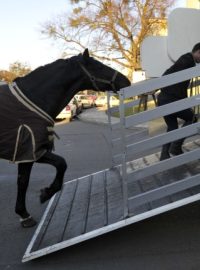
[
  {"x1": 15, "y1": 162, "x2": 37, "y2": 228},
  {"x1": 36, "y1": 152, "x2": 67, "y2": 203}
]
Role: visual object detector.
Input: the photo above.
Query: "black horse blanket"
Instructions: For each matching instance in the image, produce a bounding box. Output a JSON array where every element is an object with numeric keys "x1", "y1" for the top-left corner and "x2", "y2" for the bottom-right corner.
[{"x1": 0, "y1": 83, "x2": 55, "y2": 163}]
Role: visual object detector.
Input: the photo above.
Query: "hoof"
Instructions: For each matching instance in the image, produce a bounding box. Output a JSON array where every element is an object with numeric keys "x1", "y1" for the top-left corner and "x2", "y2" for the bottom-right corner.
[
  {"x1": 40, "y1": 188, "x2": 49, "y2": 203},
  {"x1": 169, "y1": 149, "x2": 184, "y2": 156},
  {"x1": 40, "y1": 188, "x2": 55, "y2": 204},
  {"x1": 160, "y1": 153, "x2": 170, "y2": 161},
  {"x1": 20, "y1": 216, "x2": 37, "y2": 228}
]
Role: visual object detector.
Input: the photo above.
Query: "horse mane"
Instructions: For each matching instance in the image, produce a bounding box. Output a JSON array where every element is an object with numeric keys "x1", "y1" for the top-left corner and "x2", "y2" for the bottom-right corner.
[
  {"x1": 14, "y1": 55, "x2": 83, "y2": 91},
  {"x1": 13, "y1": 54, "x2": 85, "y2": 118},
  {"x1": 26, "y1": 59, "x2": 67, "y2": 80},
  {"x1": 15, "y1": 59, "x2": 67, "y2": 88}
]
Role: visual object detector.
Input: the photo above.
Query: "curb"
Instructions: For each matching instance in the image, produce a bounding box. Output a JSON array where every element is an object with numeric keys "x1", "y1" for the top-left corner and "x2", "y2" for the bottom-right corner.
[
  {"x1": 78, "y1": 108, "x2": 119, "y2": 125},
  {"x1": 78, "y1": 108, "x2": 149, "y2": 130}
]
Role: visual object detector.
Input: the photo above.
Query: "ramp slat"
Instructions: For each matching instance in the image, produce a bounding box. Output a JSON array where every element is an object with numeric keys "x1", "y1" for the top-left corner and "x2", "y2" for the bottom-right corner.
[
  {"x1": 62, "y1": 176, "x2": 92, "y2": 240},
  {"x1": 128, "y1": 181, "x2": 149, "y2": 215},
  {"x1": 106, "y1": 169, "x2": 124, "y2": 223},
  {"x1": 31, "y1": 191, "x2": 62, "y2": 252},
  {"x1": 33, "y1": 180, "x2": 78, "y2": 251},
  {"x1": 85, "y1": 171, "x2": 107, "y2": 232}
]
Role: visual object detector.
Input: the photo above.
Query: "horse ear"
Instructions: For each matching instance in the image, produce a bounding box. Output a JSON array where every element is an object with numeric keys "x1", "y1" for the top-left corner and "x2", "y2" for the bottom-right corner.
[{"x1": 83, "y1": 48, "x2": 90, "y2": 58}]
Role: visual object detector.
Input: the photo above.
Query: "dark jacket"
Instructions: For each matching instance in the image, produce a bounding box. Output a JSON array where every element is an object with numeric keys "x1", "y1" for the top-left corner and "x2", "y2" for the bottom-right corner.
[{"x1": 158, "y1": 53, "x2": 195, "y2": 103}]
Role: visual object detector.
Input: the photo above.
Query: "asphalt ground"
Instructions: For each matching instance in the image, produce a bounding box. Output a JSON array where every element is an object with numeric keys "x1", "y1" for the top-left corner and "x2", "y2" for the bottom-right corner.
[
  {"x1": 1, "y1": 109, "x2": 200, "y2": 270},
  {"x1": 1, "y1": 117, "x2": 124, "y2": 270}
]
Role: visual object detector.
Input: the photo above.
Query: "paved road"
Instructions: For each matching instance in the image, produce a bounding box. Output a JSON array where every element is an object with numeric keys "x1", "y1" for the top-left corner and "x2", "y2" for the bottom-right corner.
[
  {"x1": 0, "y1": 118, "x2": 123, "y2": 270},
  {"x1": 1, "y1": 115, "x2": 200, "y2": 270}
]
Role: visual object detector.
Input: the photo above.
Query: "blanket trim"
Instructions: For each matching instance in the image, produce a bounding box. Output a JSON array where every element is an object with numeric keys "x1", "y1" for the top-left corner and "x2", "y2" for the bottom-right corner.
[
  {"x1": 9, "y1": 82, "x2": 54, "y2": 126},
  {"x1": 12, "y1": 124, "x2": 37, "y2": 162}
]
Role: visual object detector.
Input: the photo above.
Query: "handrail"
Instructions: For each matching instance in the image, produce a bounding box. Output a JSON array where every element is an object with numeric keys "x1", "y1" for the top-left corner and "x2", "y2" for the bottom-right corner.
[
  {"x1": 128, "y1": 173, "x2": 200, "y2": 208},
  {"x1": 113, "y1": 122, "x2": 200, "y2": 163},
  {"x1": 125, "y1": 94, "x2": 200, "y2": 128},
  {"x1": 126, "y1": 121, "x2": 200, "y2": 156},
  {"x1": 127, "y1": 148, "x2": 200, "y2": 182},
  {"x1": 121, "y1": 65, "x2": 200, "y2": 99},
  {"x1": 108, "y1": 99, "x2": 140, "y2": 114},
  {"x1": 114, "y1": 65, "x2": 200, "y2": 218}
]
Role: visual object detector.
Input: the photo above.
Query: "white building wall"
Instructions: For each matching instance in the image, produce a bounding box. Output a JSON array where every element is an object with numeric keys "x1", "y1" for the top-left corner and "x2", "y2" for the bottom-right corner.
[{"x1": 187, "y1": 0, "x2": 200, "y2": 9}]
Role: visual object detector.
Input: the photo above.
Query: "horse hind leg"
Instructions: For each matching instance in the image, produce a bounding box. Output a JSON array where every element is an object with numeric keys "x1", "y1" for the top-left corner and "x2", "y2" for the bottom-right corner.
[
  {"x1": 15, "y1": 162, "x2": 37, "y2": 228},
  {"x1": 36, "y1": 152, "x2": 67, "y2": 203}
]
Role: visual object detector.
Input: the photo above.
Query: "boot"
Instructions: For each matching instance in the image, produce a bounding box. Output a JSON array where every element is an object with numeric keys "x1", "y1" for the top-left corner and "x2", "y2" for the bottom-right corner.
[
  {"x1": 160, "y1": 143, "x2": 171, "y2": 161},
  {"x1": 169, "y1": 139, "x2": 184, "y2": 156}
]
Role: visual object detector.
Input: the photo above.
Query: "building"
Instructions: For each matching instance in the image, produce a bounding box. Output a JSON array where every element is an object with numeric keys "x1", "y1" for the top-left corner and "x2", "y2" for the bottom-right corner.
[{"x1": 187, "y1": 0, "x2": 200, "y2": 9}]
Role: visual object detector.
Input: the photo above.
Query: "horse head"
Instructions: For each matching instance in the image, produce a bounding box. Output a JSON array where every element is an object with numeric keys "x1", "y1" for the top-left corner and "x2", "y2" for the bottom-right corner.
[
  {"x1": 12, "y1": 49, "x2": 131, "y2": 118},
  {"x1": 77, "y1": 49, "x2": 131, "y2": 92}
]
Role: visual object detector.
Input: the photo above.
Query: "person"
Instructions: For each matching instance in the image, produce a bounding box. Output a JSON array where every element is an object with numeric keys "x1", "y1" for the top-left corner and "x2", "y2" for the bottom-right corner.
[{"x1": 157, "y1": 43, "x2": 200, "y2": 161}]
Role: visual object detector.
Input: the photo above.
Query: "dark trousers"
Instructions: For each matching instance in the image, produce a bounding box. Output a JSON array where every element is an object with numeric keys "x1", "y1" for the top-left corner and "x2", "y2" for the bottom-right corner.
[
  {"x1": 163, "y1": 108, "x2": 194, "y2": 132},
  {"x1": 157, "y1": 95, "x2": 195, "y2": 160}
]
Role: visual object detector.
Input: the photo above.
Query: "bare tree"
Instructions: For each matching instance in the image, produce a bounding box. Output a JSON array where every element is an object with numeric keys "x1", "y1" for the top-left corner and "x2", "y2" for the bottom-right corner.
[
  {"x1": 9, "y1": 61, "x2": 31, "y2": 77},
  {"x1": 0, "y1": 62, "x2": 31, "y2": 82},
  {"x1": 42, "y1": 0, "x2": 176, "y2": 79},
  {"x1": 0, "y1": 70, "x2": 16, "y2": 83}
]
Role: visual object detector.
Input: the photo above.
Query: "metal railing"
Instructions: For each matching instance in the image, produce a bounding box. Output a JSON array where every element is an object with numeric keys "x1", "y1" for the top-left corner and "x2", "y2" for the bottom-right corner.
[{"x1": 107, "y1": 65, "x2": 200, "y2": 218}]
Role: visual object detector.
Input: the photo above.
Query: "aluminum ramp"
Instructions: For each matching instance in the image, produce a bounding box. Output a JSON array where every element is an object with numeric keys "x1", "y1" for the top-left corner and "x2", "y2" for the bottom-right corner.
[
  {"x1": 23, "y1": 139, "x2": 200, "y2": 262},
  {"x1": 23, "y1": 65, "x2": 200, "y2": 262}
]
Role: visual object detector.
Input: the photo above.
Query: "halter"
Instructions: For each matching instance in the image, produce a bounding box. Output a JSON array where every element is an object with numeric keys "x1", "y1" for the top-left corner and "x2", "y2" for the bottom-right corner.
[{"x1": 78, "y1": 62, "x2": 118, "y2": 93}]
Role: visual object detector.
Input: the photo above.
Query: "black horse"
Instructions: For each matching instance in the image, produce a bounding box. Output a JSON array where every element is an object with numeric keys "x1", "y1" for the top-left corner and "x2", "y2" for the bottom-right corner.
[{"x1": 0, "y1": 49, "x2": 130, "y2": 227}]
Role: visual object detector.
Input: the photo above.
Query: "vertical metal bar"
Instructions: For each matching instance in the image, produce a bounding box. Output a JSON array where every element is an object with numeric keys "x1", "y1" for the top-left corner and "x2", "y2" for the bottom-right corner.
[
  {"x1": 196, "y1": 77, "x2": 200, "y2": 116},
  {"x1": 119, "y1": 89, "x2": 128, "y2": 218},
  {"x1": 103, "y1": 170, "x2": 108, "y2": 226},
  {"x1": 107, "y1": 91, "x2": 115, "y2": 168},
  {"x1": 198, "y1": 77, "x2": 200, "y2": 117}
]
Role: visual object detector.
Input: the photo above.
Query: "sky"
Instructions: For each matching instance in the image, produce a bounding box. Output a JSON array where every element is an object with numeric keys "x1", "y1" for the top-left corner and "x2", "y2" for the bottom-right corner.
[
  {"x1": 0, "y1": 0, "x2": 70, "y2": 70},
  {"x1": 0, "y1": 0, "x2": 186, "y2": 71}
]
